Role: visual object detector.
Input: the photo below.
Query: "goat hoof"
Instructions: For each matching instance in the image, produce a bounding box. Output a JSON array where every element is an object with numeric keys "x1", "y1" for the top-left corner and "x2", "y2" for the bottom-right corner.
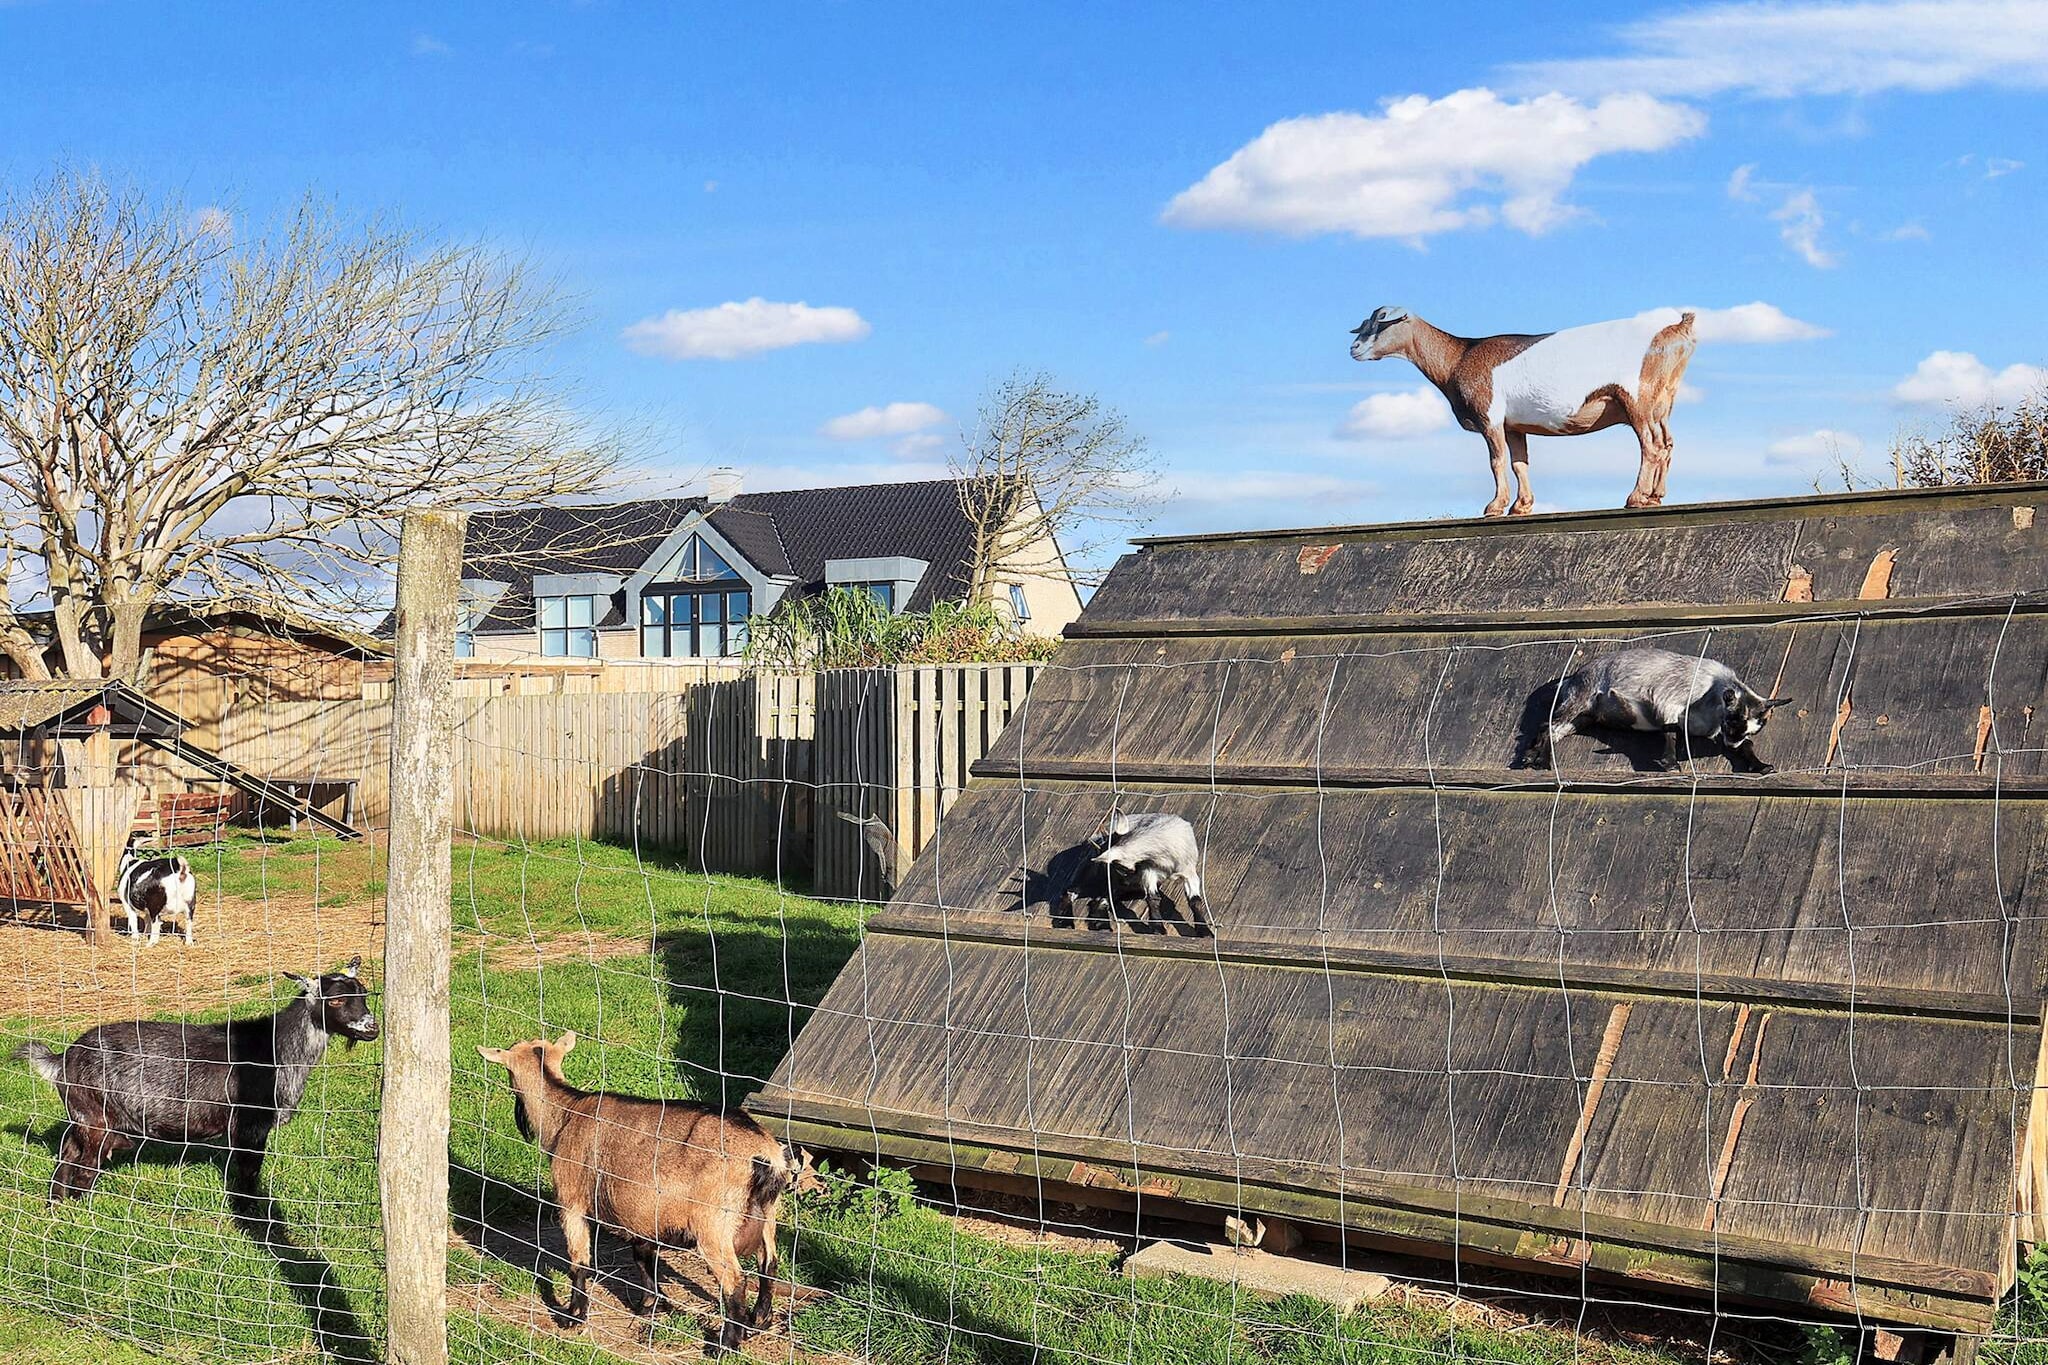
[
  {"x1": 1480, "y1": 503, "x2": 1509, "y2": 518},
  {"x1": 1509, "y1": 502, "x2": 1534, "y2": 516}
]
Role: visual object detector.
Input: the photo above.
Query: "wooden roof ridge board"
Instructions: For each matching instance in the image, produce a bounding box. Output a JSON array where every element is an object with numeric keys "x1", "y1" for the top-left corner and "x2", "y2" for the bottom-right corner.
[
  {"x1": 1079, "y1": 488, "x2": 2048, "y2": 633},
  {"x1": 749, "y1": 487, "x2": 2048, "y2": 1338}
]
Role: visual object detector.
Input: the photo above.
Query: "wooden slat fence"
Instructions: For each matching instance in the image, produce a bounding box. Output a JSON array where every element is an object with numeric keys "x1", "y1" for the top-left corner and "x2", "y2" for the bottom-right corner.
[
  {"x1": 199, "y1": 664, "x2": 1031, "y2": 888},
  {"x1": 812, "y1": 664, "x2": 1039, "y2": 900}
]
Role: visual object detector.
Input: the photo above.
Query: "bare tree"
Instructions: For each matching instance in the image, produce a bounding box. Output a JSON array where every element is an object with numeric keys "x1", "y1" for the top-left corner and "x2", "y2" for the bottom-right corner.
[
  {"x1": 1816, "y1": 391, "x2": 2048, "y2": 493},
  {"x1": 952, "y1": 371, "x2": 1162, "y2": 599},
  {"x1": 0, "y1": 170, "x2": 621, "y2": 682}
]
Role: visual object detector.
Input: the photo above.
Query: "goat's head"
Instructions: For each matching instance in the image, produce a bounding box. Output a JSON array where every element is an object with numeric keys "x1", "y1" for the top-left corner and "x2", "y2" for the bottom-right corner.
[
  {"x1": 1350, "y1": 305, "x2": 1412, "y2": 361},
  {"x1": 1721, "y1": 688, "x2": 1794, "y2": 747},
  {"x1": 478, "y1": 1031, "x2": 577, "y2": 1133},
  {"x1": 284, "y1": 957, "x2": 379, "y2": 1045}
]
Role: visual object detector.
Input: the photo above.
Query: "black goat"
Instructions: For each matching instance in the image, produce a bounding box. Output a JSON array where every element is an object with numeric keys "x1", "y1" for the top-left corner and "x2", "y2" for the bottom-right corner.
[{"x1": 13, "y1": 958, "x2": 378, "y2": 1212}]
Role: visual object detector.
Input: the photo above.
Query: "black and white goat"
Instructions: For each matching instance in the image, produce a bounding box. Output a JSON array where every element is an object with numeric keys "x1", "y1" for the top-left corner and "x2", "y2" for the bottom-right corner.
[
  {"x1": 1057, "y1": 812, "x2": 1213, "y2": 936},
  {"x1": 115, "y1": 851, "x2": 198, "y2": 946},
  {"x1": 13, "y1": 958, "x2": 378, "y2": 1212}
]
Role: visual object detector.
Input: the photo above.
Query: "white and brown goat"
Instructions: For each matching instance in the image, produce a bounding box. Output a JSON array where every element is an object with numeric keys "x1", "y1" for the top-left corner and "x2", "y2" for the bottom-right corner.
[{"x1": 1349, "y1": 306, "x2": 1697, "y2": 517}]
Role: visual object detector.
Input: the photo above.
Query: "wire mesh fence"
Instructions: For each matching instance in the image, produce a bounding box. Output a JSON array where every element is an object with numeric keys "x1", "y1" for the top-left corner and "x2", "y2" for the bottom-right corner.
[{"x1": 0, "y1": 487, "x2": 2044, "y2": 1365}]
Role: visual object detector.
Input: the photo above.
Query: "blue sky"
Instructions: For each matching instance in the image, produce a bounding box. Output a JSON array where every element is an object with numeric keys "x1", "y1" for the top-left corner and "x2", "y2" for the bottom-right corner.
[{"x1": 3, "y1": 0, "x2": 2044, "y2": 551}]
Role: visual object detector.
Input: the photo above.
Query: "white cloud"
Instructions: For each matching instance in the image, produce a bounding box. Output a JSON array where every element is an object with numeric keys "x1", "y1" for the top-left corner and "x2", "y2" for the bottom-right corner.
[
  {"x1": 622, "y1": 298, "x2": 871, "y2": 360},
  {"x1": 1726, "y1": 163, "x2": 1759, "y2": 201},
  {"x1": 1883, "y1": 221, "x2": 1931, "y2": 241},
  {"x1": 1162, "y1": 88, "x2": 1706, "y2": 241},
  {"x1": 1677, "y1": 382, "x2": 1706, "y2": 405},
  {"x1": 889, "y1": 431, "x2": 948, "y2": 459},
  {"x1": 1513, "y1": 1, "x2": 2048, "y2": 99},
  {"x1": 1985, "y1": 156, "x2": 2025, "y2": 178},
  {"x1": 819, "y1": 401, "x2": 948, "y2": 441},
  {"x1": 1634, "y1": 301, "x2": 1831, "y2": 343},
  {"x1": 1767, "y1": 429, "x2": 1864, "y2": 465},
  {"x1": 703, "y1": 180, "x2": 719, "y2": 193},
  {"x1": 1171, "y1": 471, "x2": 1376, "y2": 506},
  {"x1": 1337, "y1": 386, "x2": 1453, "y2": 440},
  {"x1": 1144, "y1": 330, "x2": 1172, "y2": 347},
  {"x1": 1894, "y1": 351, "x2": 2048, "y2": 406},
  {"x1": 1771, "y1": 189, "x2": 1836, "y2": 268},
  {"x1": 410, "y1": 33, "x2": 450, "y2": 57},
  {"x1": 187, "y1": 206, "x2": 233, "y2": 242}
]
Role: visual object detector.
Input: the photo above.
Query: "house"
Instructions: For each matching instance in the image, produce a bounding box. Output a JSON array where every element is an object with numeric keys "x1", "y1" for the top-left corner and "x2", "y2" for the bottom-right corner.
[{"x1": 456, "y1": 472, "x2": 1084, "y2": 662}]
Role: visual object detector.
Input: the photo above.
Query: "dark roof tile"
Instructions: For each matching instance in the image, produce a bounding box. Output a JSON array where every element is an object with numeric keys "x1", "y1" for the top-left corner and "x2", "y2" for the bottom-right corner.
[{"x1": 462, "y1": 478, "x2": 984, "y2": 632}]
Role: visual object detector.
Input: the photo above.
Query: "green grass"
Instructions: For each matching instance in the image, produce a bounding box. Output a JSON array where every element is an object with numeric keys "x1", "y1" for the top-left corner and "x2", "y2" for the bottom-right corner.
[{"x1": 0, "y1": 832, "x2": 1975, "y2": 1365}]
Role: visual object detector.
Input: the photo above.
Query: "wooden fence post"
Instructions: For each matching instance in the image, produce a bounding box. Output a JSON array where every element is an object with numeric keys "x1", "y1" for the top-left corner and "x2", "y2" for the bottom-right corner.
[{"x1": 380, "y1": 508, "x2": 466, "y2": 1365}]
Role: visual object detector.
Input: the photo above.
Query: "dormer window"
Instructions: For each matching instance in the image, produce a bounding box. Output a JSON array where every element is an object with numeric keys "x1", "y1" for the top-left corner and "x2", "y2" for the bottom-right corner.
[
  {"x1": 641, "y1": 533, "x2": 751, "y2": 657},
  {"x1": 538, "y1": 594, "x2": 600, "y2": 657}
]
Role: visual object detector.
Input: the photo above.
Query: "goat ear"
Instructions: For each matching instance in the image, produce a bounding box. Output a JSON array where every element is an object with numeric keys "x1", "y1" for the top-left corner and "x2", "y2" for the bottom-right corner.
[
  {"x1": 555, "y1": 1030, "x2": 578, "y2": 1055},
  {"x1": 284, "y1": 972, "x2": 315, "y2": 996},
  {"x1": 476, "y1": 1045, "x2": 507, "y2": 1065},
  {"x1": 1765, "y1": 696, "x2": 1794, "y2": 710},
  {"x1": 343, "y1": 956, "x2": 361, "y2": 978}
]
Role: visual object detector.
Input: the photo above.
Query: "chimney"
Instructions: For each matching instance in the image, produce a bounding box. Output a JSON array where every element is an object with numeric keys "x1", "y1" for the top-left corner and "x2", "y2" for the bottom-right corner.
[{"x1": 705, "y1": 466, "x2": 743, "y2": 505}]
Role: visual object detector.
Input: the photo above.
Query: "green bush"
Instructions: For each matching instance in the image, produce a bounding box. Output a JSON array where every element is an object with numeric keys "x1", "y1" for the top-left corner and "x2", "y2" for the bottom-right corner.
[{"x1": 743, "y1": 588, "x2": 1060, "y2": 669}]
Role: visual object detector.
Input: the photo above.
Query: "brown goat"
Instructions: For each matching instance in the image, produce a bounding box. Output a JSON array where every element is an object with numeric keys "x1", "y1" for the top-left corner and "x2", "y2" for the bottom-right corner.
[{"x1": 478, "y1": 1032, "x2": 800, "y2": 1350}]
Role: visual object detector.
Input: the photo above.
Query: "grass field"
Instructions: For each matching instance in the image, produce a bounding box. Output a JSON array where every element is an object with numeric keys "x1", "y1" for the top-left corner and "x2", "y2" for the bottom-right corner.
[{"x1": 0, "y1": 831, "x2": 2010, "y2": 1364}]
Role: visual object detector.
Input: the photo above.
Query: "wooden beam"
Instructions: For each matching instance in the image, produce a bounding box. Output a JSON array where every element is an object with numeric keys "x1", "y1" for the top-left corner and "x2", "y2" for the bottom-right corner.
[
  {"x1": 963, "y1": 758, "x2": 2048, "y2": 800},
  {"x1": 380, "y1": 508, "x2": 466, "y2": 1365},
  {"x1": 1061, "y1": 593, "x2": 2048, "y2": 641},
  {"x1": 1128, "y1": 481, "x2": 2048, "y2": 549},
  {"x1": 751, "y1": 1102, "x2": 1999, "y2": 1332},
  {"x1": 864, "y1": 913, "x2": 2042, "y2": 1025}
]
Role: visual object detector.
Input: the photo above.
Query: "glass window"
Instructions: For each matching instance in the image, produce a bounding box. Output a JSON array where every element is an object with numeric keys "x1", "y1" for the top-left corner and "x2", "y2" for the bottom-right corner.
[
  {"x1": 539, "y1": 594, "x2": 601, "y2": 657},
  {"x1": 637, "y1": 586, "x2": 750, "y2": 658},
  {"x1": 454, "y1": 631, "x2": 475, "y2": 659},
  {"x1": 1008, "y1": 583, "x2": 1032, "y2": 622},
  {"x1": 860, "y1": 582, "x2": 895, "y2": 611}
]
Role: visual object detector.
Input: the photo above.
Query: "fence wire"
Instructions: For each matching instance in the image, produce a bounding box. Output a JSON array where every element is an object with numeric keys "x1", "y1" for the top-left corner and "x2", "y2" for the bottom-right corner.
[{"x1": 0, "y1": 579, "x2": 2042, "y2": 1365}]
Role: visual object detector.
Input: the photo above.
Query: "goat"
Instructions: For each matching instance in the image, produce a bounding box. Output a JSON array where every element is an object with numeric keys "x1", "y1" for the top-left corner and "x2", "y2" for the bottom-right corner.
[
  {"x1": 1349, "y1": 305, "x2": 1697, "y2": 517},
  {"x1": 13, "y1": 958, "x2": 377, "y2": 1213},
  {"x1": 115, "y1": 850, "x2": 198, "y2": 946},
  {"x1": 478, "y1": 1032, "x2": 802, "y2": 1351},
  {"x1": 1527, "y1": 647, "x2": 1793, "y2": 774},
  {"x1": 1056, "y1": 812, "x2": 1212, "y2": 936}
]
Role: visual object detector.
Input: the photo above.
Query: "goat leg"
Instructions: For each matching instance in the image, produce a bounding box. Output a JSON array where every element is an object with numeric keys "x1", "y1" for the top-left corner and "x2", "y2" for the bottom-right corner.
[
  {"x1": 226, "y1": 1144, "x2": 274, "y2": 1222},
  {"x1": 558, "y1": 1209, "x2": 594, "y2": 1327},
  {"x1": 1184, "y1": 893, "x2": 1214, "y2": 938},
  {"x1": 631, "y1": 1237, "x2": 671, "y2": 1316},
  {"x1": 703, "y1": 1239, "x2": 751, "y2": 1353},
  {"x1": 1730, "y1": 740, "x2": 1775, "y2": 776},
  {"x1": 50, "y1": 1124, "x2": 95, "y2": 1202},
  {"x1": 749, "y1": 1213, "x2": 782, "y2": 1328}
]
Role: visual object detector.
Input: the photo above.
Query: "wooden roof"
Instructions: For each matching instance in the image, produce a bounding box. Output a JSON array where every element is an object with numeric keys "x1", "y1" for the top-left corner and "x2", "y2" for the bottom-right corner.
[{"x1": 751, "y1": 481, "x2": 2048, "y2": 1334}]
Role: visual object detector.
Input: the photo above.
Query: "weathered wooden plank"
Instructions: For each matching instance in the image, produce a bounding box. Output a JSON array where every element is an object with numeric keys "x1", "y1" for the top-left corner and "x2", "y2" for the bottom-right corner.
[
  {"x1": 889, "y1": 782, "x2": 2043, "y2": 1004},
  {"x1": 757, "y1": 933, "x2": 2025, "y2": 1295},
  {"x1": 990, "y1": 616, "x2": 2048, "y2": 781},
  {"x1": 754, "y1": 1108, "x2": 1998, "y2": 1333},
  {"x1": 1087, "y1": 493, "x2": 2048, "y2": 630}
]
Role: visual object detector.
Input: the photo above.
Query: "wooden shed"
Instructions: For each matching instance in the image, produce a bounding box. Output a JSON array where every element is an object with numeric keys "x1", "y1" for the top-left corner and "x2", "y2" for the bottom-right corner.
[{"x1": 751, "y1": 483, "x2": 2048, "y2": 1349}]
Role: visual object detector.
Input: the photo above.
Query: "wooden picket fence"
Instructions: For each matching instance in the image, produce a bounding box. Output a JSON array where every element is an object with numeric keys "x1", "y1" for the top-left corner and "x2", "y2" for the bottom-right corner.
[{"x1": 200, "y1": 663, "x2": 1037, "y2": 896}]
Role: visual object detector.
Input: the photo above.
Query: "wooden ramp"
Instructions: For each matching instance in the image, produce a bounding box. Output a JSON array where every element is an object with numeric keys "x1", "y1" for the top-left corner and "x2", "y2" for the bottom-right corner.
[{"x1": 750, "y1": 483, "x2": 2048, "y2": 1336}]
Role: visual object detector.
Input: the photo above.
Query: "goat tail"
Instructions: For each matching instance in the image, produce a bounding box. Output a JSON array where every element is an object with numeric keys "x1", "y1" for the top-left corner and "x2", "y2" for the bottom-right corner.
[
  {"x1": 11, "y1": 1041, "x2": 61, "y2": 1087},
  {"x1": 748, "y1": 1147, "x2": 796, "y2": 1213}
]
